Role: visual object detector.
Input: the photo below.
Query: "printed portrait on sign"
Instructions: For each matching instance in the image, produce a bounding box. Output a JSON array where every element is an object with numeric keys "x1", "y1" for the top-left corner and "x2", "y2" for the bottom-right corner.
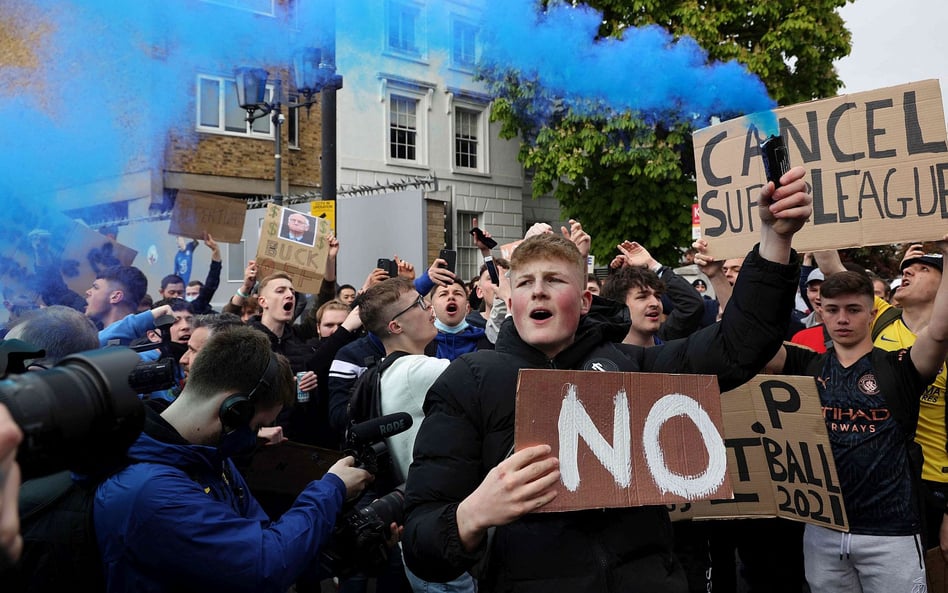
[{"x1": 278, "y1": 210, "x2": 318, "y2": 247}]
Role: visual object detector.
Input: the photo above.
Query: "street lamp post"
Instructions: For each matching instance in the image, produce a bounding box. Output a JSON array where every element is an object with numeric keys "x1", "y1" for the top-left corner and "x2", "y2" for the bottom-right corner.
[{"x1": 234, "y1": 49, "x2": 334, "y2": 206}]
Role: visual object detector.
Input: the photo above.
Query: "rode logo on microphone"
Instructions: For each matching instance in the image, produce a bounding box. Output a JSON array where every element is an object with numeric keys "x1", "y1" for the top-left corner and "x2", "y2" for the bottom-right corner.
[{"x1": 379, "y1": 418, "x2": 408, "y2": 436}]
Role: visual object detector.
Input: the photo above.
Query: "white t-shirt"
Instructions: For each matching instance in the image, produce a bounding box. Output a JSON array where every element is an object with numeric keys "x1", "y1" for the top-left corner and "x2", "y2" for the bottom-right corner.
[{"x1": 379, "y1": 354, "x2": 451, "y2": 480}]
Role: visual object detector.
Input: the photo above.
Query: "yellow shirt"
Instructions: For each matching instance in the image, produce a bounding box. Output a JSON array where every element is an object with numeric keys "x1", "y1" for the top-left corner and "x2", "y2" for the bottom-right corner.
[{"x1": 873, "y1": 296, "x2": 948, "y2": 482}]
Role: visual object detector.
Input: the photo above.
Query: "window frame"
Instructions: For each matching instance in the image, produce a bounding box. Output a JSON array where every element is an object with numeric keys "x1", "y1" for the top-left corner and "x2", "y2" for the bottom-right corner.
[
  {"x1": 385, "y1": 0, "x2": 427, "y2": 62},
  {"x1": 447, "y1": 91, "x2": 491, "y2": 175},
  {"x1": 456, "y1": 211, "x2": 483, "y2": 282},
  {"x1": 287, "y1": 94, "x2": 301, "y2": 150},
  {"x1": 201, "y1": 0, "x2": 275, "y2": 17},
  {"x1": 381, "y1": 76, "x2": 434, "y2": 168},
  {"x1": 450, "y1": 16, "x2": 478, "y2": 72},
  {"x1": 196, "y1": 74, "x2": 276, "y2": 140}
]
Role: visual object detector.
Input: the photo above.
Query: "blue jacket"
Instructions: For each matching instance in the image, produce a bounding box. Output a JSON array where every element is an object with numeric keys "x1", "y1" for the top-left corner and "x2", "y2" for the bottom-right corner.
[
  {"x1": 432, "y1": 324, "x2": 489, "y2": 361},
  {"x1": 94, "y1": 411, "x2": 346, "y2": 593},
  {"x1": 98, "y1": 310, "x2": 156, "y2": 349}
]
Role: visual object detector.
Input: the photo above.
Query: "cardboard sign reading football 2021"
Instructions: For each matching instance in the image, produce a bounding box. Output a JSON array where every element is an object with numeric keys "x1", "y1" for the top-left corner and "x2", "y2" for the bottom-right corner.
[
  {"x1": 694, "y1": 79, "x2": 948, "y2": 260},
  {"x1": 514, "y1": 370, "x2": 733, "y2": 512},
  {"x1": 667, "y1": 375, "x2": 848, "y2": 531},
  {"x1": 254, "y1": 204, "x2": 331, "y2": 294}
]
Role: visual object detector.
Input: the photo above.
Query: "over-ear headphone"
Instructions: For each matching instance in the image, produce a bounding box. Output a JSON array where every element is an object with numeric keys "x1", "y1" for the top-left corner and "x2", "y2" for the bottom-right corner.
[{"x1": 219, "y1": 351, "x2": 279, "y2": 432}]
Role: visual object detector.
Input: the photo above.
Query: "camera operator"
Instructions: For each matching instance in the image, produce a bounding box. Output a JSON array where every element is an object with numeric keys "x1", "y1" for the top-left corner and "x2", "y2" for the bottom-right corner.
[
  {"x1": 93, "y1": 325, "x2": 372, "y2": 592},
  {"x1": 343, "y1": 278, "x2": 473, "y2": 593},
  {"x1": 3, "y1": 306, "x2": 100, "y2": 370},
  {"x1": 0, "y1": 403, "x2": 23, "y2": 566}
]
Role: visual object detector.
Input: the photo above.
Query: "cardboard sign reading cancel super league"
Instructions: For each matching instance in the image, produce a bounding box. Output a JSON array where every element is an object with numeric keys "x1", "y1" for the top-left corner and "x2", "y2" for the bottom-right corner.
[
  {"x1": 694, "y1": 79, "x2": 948, "y2": 260},
  {"x1": 515, "y1": 370, "x2": 733, "y2": 511}
]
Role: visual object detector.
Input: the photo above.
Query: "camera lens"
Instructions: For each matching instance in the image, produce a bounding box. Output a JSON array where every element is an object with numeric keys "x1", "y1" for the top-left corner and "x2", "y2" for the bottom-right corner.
[{"x1": 0, "y1": 347, "x2": 145, "y2": 480}]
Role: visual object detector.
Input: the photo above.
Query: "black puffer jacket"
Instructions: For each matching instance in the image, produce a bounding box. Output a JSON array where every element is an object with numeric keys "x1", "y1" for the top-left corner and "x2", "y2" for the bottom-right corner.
[
  {"x1": 247, "y1": 317, "x2": 317, "y2": 373},
  {"x1": 402, "y1": 246, "x2": 799, "y2": 593}
]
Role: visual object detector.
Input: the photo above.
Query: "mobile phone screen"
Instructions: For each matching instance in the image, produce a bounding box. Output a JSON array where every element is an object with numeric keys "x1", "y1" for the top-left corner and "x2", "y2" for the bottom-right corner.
[{"x1": 438, "y1": 249, "x2": 457, "y2": 274}]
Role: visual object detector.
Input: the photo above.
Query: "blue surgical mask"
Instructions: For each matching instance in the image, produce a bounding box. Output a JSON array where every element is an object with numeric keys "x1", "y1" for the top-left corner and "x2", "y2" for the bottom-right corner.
[{"x1": 185, "y1": 295, "x2": 197, "y2": 302}]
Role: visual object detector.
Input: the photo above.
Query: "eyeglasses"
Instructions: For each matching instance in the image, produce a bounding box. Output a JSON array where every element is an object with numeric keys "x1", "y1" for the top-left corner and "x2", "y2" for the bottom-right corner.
[{"x1": 391, "y1": 294, "x2": 430, "y2": 322}]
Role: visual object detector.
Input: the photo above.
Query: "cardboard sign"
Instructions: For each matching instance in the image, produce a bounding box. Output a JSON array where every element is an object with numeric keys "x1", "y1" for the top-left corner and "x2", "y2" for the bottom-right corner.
[
  {"x1": 61, "y1": 222, "x2": 138, "y2": 296},
  {"x1": 254, "y1": 204, "x2": 331, "y2": 293},
  {"x1": 168, "y1": 190, "x2": 247, "y2": 243},
  {"x1": 694, "y1": 80, "x2": 948, "y2": 260},
  {"x1": 240, "y1": 440, "x2": 343, "y2": 519},
  {"x1": 927, "y1": 547, "x2": 948, "y2": 593},
  {"x1": 667, "y1": 375, "x2": 849, "y2": 532},
  {"x1": 514, "y1": 370, "x2": 732, "y2": 512}
]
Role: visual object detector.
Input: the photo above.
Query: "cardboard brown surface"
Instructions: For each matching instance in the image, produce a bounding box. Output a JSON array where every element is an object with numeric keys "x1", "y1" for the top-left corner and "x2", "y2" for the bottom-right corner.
[
  {"x1": 168, "y1": 190, "x2": 246, "y2": 243},
  {"x1": 515, "y1": 370, "x2": 732, "y2": 512},
  {"x1": 61, "y1": 223, "x2": 138, "y2": 296},
  {"x1": 241, "y1": 440, "x2": 343, "y2": 496},
  {"x1": 254, "y1": 204, "x2": 331, "y2": 294},
  {"x1": 928, "y1": 547, "x2": 948, "y2": 593},
  {"x1": 668, "y1": 375, "x2": 849, "y2": 531},
  {"x1": 693, "y1": 80, "x2": 948, "y2": 260}
]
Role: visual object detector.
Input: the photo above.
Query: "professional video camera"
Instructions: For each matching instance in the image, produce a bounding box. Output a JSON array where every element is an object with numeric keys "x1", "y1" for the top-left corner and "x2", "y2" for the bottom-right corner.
[
  {"x1": 0, "y1": 340, "x2": 146, "y2": 480},
  {"x1": 127, "y1": 313, "x2": 182, "y2": 396},
  {"x1": 321, "y1": 412, "x2": 413, "y2": 577}
]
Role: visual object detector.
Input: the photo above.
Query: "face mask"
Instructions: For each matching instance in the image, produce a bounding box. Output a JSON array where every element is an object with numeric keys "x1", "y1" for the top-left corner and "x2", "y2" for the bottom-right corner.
[
  {"x1": 185, "y1": 295, "x2": 197, "y2": 302},
  {"x1": 218, "y1": 425, "x2": 258, "y2": 458}
]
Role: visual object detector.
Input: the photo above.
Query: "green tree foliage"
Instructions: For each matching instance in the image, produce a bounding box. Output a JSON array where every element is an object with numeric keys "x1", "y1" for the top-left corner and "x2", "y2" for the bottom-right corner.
[{"x1": 481, "y1": 0, "x2": 854, "y2": 265}]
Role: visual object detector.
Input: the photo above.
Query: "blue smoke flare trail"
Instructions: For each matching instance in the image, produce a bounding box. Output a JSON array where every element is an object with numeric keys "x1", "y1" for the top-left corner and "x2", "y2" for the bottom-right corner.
[
  {"x1": 475, "y1": 0, "x2": 777, "y2": 131},
  {"x1": 0, "y1": 0, "x2": 775, "y2": 308}
]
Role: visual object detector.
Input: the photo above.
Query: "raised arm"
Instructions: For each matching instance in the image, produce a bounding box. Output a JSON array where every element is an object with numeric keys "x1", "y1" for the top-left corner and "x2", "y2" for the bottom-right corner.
[
  {"x1": 616, "y1": 240, "x2": 703, "y2": 340},
  {"x1": 693, "y1": 238, "x2": 731, "y2": 312},
  {"x1": 909, "y1": 238, "x2": 948, "y2": 379}
]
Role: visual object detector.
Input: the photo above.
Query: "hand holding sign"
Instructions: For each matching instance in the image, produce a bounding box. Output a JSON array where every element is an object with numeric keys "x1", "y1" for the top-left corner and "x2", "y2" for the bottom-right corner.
[{"x1": 456, "y1": 444, "x2": 560, "y2": 551}]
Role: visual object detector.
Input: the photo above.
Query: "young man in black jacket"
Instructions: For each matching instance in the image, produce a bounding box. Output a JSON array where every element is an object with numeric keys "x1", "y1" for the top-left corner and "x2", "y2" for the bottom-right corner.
[
  {"x1": 402, "y1": 167, "x2": 813, "y2": 593},
  {"x1": 248, "y1": 272, "x2": 362, "y2": 448}
]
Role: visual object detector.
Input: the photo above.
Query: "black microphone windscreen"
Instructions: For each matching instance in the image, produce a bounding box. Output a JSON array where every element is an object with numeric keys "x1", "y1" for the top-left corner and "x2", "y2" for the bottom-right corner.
[{"x1": 349, "y1": 412, "x2": 413, "y2": 443}]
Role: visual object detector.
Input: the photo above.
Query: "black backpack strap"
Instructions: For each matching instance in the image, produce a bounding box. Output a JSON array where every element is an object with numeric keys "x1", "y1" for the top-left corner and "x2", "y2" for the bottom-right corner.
[
  {"x1": 372, "y1": 351, "x2": 410, "y2": 418},
  {"x1": 18, "y1": 471, "x2": 77, "y2": 524},
  {"x1": 821, "y1": 325, "x2": 833, "y2": 353},
  {"x1": 869, "y1": 347, "x2": 915, "y2": 437},
  {"x1": 871, "y1": 306, "x2": 903, "y2": 342}
]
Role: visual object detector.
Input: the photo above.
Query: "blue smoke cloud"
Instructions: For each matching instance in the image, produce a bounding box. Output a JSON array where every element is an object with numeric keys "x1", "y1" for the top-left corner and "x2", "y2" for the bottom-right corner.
[
  {"x1": 0, "y1": 0, "x2": 775, "y2": 306},
  {"x1": 475, "y1": 0, "x2": 777, "y2": 129}
]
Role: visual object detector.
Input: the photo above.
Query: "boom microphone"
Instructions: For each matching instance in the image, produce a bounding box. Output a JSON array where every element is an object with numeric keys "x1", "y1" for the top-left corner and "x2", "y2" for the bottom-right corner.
[{"x1": 348, "y1": 412, "x2": 413, "y2": 443}]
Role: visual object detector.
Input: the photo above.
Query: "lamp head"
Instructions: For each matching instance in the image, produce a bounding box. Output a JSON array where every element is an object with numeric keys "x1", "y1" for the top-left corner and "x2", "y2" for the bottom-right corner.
[{"x1": 235, "y1": 67, "x2": 269, "y2": 115}]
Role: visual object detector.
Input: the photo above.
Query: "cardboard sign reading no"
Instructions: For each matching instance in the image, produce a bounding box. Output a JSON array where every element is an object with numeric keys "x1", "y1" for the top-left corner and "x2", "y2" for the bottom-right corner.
[
  {"x1": 515, "y1": 370, "x2": 732, "y2": 512},
  {"x1": 694, "y1": 79, "x2": 948, "y2": 260}
]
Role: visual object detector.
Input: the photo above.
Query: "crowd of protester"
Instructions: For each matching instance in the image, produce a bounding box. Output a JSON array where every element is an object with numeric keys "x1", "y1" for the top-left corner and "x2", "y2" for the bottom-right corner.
[{"x1": 1, "y1": 164, "x2": 947, "y2": 593}]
